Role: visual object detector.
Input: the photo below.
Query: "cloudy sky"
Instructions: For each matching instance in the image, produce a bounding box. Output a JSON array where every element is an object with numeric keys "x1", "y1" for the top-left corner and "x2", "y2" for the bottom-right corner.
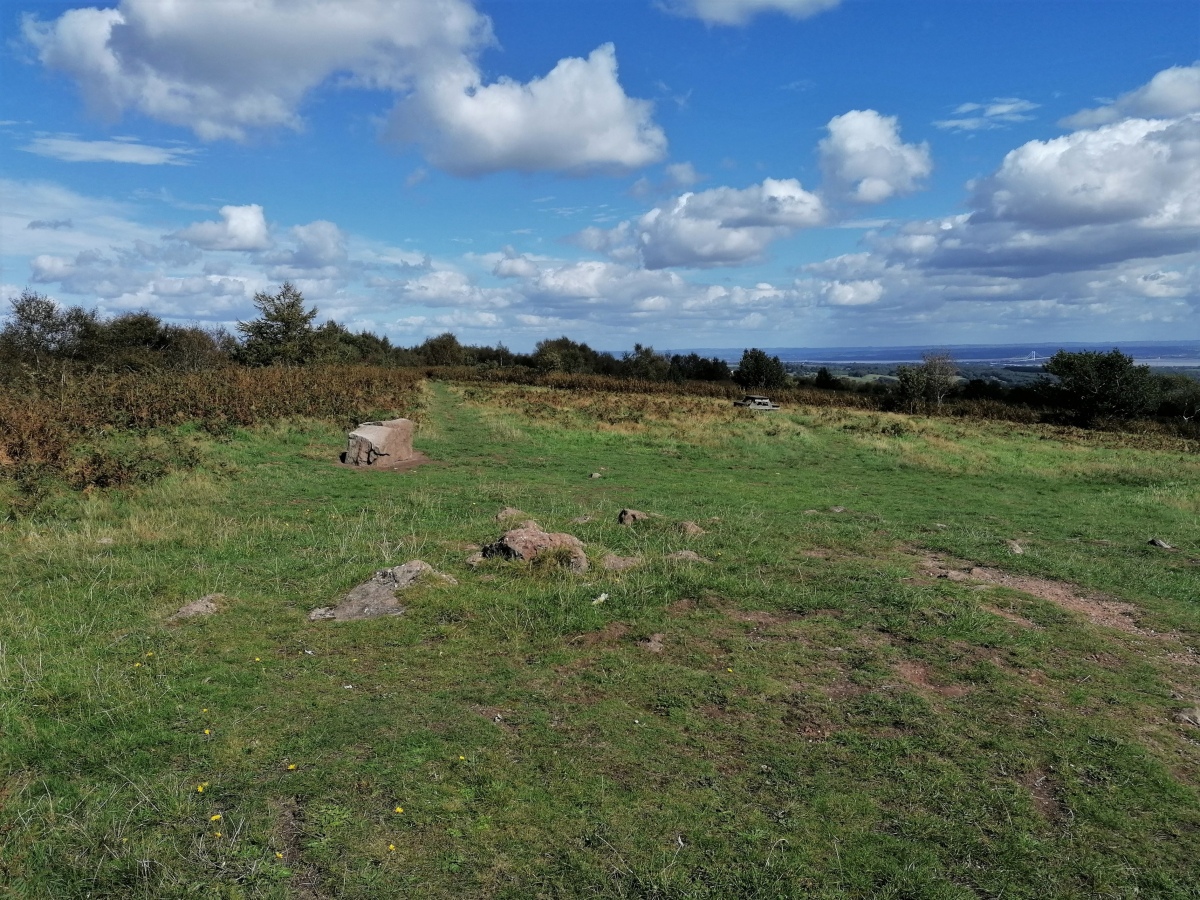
[{"x1": 2, "y1": 0, "x2": 1198, "y2": 351}]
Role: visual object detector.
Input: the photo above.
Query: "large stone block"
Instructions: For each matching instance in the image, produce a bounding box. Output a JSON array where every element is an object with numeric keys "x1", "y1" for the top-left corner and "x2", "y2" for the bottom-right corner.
[{"x1": 344, "y1": 418, "x2": 414, "y2": 466}]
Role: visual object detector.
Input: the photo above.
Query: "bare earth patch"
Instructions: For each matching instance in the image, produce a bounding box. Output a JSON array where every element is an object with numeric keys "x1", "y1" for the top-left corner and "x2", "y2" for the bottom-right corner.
[
  {"x1": 667, "y1": 598, "x2": 697, "y2": 615},
  {"x1": 335, "y1": 451, "x2": 432, "y2": 474},
  {"x1": 639, "y1": 633, "x2": 666, "y2": 653},
  {"x1": 1021, "y1": 769, "x2": 1064, "y2": 822},
  {"x1": 894, "y1": 659, "x2": 971, "y2": 698},
  {"x1": 570, "y1": 621, "x2": 632, "y2": 648},
  {"x1": 917, "y1": 551, "x2": 1148, "y2": 635}
]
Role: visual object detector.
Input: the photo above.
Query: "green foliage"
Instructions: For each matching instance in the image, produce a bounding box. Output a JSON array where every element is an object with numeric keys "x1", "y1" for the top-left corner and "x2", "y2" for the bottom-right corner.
[
  {"x1": 1043, "y1": 349, "x2": 1158, "y2": 424},
  {"x1": 892, "y1": 353, "x2": 957, "y2": 413},
  {"x1": 734, "y1": 347, "x2": 787, "y2": 390},
  {"x1": 236, "y1": 282, "x2": 319, "y2": 367}
]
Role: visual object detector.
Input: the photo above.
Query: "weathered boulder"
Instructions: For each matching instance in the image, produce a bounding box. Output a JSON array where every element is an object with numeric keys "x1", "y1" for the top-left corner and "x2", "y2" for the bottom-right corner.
[
  {"x1": 483, "y1": 520, "x2": 588, "y2": 572},
  {"x1": 344, "y1": 418, "x2": 414, "y2": 466},
  {"x1": 618, "y1": 508, "x2": 652, "y2": 525},
  {"x1": 310, "y1": 560, "x2": 455, "y2": 621}
]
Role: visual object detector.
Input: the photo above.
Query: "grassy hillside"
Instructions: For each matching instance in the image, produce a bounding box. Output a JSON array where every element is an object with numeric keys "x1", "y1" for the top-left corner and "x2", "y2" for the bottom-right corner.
[{"x1": 2, "y1": 380, "x2": 1198, "y2": 898}]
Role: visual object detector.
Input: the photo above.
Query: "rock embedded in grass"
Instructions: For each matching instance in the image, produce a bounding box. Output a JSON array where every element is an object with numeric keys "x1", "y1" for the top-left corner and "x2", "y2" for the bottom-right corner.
[
  {"x1": 602, "y1": 553, "x2": 641, "y2": 571},
  {"x1": 678, "y1": 521, "x2": 707, "y2": 536},
  {"x1": 309, "y1": 561, "x2": 455, "y2": 621},
  {"x1": 617, "y1": 508, "x2": 652, "y2": 525},
  {"x1": 168, "y1": 593, "x2": 224, "y2": 623},
  {"x1": 665, "y1": 550, "x2": 710, "y2": 564},
  {"x1": 483, "y1": 520, "x2": 588, "y2": 573},
  {"x1": 495, "y1": 506, "x2": 527, "y2": 522}
]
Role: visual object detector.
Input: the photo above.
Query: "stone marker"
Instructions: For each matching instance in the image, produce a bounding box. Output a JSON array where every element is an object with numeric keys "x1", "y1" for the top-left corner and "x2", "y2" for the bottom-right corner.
[
  {"x1": 309, "y1": 560, "x2": 455, "y2": 621},
  {"x1": 344, "y1": 418, "x2": 414, "y2": 466},
  {"x1": 483, "y1": 520, "x2": 588, "y2": 572}
]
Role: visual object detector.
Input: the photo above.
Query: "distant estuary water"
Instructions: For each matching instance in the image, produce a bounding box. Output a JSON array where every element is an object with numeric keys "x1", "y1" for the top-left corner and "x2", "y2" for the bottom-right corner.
[{"x1": 689, "y1": 341, "x2": 1200, "y2": 368}]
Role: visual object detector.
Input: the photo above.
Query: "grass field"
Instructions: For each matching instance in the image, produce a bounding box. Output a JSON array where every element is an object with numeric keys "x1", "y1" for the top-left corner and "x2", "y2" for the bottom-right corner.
[{"x1": 2, "y1": 380, "x2": 1199, "y2": 898}]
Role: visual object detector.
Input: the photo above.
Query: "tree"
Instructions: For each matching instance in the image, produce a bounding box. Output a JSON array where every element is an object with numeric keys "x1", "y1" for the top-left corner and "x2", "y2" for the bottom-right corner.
[
  {"x1": 734, "y1": 348, "x2": 787, "y2": 391},
  {"x1": 814, "y1": 367, "x2": 841, "y2": 390},
  {"x1": 0, "y1": 290, "x2": 94, "y2": 369},
  {"x1": 418, "y1": 332, "x2": 466, "y2": 366},
  {"x1": 892, "y1": 352, "x2": 957, "y2": 413},
  {"x1": 1042, "y1": 349, "x2": 1158, "y2": 424},
  {"x1": 236, "y1": 282, "x2": 318, "y2": 366},
  {"x1": 621, "y1": 343, "x2": 671, "y2": 381}
]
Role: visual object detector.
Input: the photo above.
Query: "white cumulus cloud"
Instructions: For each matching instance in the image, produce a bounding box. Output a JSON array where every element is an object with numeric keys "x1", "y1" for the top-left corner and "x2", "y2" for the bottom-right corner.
[
  {"x1": 661, "y1": 0, "x2": 841, "y2": 26},
  {"x1": 819, "y1": 109, "x2": 932, "y2": 203},
  {"x1": 23, "y1": 1, "x2": 664, "y2": 176},
  {"x1": 585, "y1": 178, "x2": 826, "y2": 269},
  {"x1": 389, "y1": 43, "x2": 666, "y2": 176},
  {"x1": 1062, "y1": 63, "x2": 1200, "y2": 128},
  {"x1": 171, "y1": 204, "x2": 271, "y2": 251}
]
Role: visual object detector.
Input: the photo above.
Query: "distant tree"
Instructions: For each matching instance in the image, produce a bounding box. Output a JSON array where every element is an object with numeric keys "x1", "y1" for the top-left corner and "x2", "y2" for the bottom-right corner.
[
  {"x1": 620, "y1": 343, "x2": 671, "y2": 381},
  {"x1": 734, "y1": 348, "x2": 787, "y2": 391},
  {"x1": 892, "y1": 352, "x2": 957, "y2": 413},
  {"x1": 236, "y1": 282, "x2": 318, "y2": 367},
  {"x1": 814, "y1": 367, "x2": 840, "y2": 390},
  {"x1": 417, "y1": 332, "x2": 466, "y2": 366},
  {"x1": 1042, "y1": 349, "x2": 1158, "y2": 424},
  {"x1": 532, "y1": 336, "x2": 605, "y2": 374},
  {"x1": 668, "y1": 353, "x2": 731, "y2": 383},
  {"x1": 0, "y1": 289, "x2": 94, "y2": 369},
  {"x1": 1156, "y1": 373, "x2": 1200, "y2": 424}
]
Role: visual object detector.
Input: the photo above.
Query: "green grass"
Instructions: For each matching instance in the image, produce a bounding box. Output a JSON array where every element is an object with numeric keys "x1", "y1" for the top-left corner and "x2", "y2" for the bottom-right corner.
[{"x1": 1, "y1": 381, "x2": 1198, "y2": 898}]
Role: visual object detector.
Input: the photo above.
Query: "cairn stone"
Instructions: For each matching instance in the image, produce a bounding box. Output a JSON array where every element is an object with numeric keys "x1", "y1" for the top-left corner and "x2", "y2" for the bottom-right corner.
[{"x1": 344, "y1": 418, "x2": 414, "y2": 467}]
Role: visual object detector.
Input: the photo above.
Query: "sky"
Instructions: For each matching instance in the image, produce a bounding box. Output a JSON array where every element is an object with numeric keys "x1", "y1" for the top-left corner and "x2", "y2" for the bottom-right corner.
[{"x1": 1, "y1": 0, "x2": 1198, "y2": 353}]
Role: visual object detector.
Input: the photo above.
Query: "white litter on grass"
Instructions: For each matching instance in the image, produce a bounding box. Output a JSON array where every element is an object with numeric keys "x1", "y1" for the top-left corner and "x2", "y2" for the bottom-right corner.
[{"x1": 592, "y1": 593, "x2": 609, "y2": 605}]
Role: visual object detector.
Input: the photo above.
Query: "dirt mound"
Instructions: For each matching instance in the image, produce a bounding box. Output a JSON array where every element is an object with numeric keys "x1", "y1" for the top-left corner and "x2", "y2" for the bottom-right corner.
[
  {"x1": 917, "y1": 551, "x2": 1146, "y2": 634},
  {"x1": 168, "y1": 593, "x2": 223, "y2": 623},
  {"x1": 602, "y1": 553, "x2": 641, "y2": 571},
  {"x1": 666, "y1": 550, "x2": 710, "y2": 563},
  {"x1": 894, "y1": 660, "x2": 970, "y2": 698}
]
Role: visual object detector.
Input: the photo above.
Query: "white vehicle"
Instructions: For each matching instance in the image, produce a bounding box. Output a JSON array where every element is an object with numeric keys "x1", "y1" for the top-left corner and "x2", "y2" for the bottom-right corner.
[{"x1": 733, "y1": 394, "x2": 780, "y2": 410}]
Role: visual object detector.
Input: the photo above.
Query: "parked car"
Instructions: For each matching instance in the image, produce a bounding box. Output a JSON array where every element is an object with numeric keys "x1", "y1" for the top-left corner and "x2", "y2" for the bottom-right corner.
[{"x1": 733, "y1": 394, "x2": 780, "y2": 410}]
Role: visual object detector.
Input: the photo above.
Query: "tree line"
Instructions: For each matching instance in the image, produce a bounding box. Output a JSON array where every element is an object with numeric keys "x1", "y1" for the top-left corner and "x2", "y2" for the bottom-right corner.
[{"x1": 3, "y1": 284, "x2": 1198, "y2": 428}]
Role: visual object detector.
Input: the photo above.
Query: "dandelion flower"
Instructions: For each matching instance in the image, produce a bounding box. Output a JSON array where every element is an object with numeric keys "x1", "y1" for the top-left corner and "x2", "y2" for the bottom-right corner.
[
  {"x1": 255, "y1": 657, "x2": 261, "y2": 662},
  {"x1": 213, "y1": 831, "x2": 222, "y2": 838},
  {"x1": 146, "y1": 652, "x2": 154, "y2": 657},
  {"x1": 275, "y1": 851, "x2": 284, "y2": 859},
  {"x1": 458, "y1": 756, "x2": 465, "y2": 761},
  {"x1": 197, "y1": 785, "x2": 204, "y2": 793},
  {"x1": 204, "y1": 729, "x2": 211, "y2": 735},
  {"x1": 202, "y1": 708, "x2": 208, "y2": 713},
  {"x1": 726, "y1": 668, "x2": 733, "y2": 673},
  {"x1": 287, "y1": 763, "x2": 297, "y2": 771},
  {"x1": 388, "y1": 843, "x2": 396, "y2": 851},
  {"x1": 134, "y1": 662, "x2": 142, "y2": 668},
  {"x1": 210, "y1": 814, "x2": 222, "y2": 822},
  {"x1": 394, "y1": 806, "x2": 403, "y2": 814}
]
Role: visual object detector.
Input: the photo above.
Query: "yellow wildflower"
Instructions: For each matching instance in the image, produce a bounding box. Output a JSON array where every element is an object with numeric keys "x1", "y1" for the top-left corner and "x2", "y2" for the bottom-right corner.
[
  {"x1": 210, "y1": 814, "x2": 222, "y2": 822},
  {"x1": 287, "y1": 763, "x2": 297, "y2": 771},
  {"x1": 388, "y1": 843, "x2": 396, "y2": 852},
  {"x1": 276, "y1": 851, "x2": 284, "y2": 859},
  {"x1": 204, "y1": 729, "x2": 211, "y2": 735},
  {"x1": 255, "y1": 657, "x2": 261, "y2": 662},
  {"x1": 146, "y1": 652, "x2": 154, "y2": 657},
  {"x1": 394, "y1": 806, "x2": 403, "y2": 814},
  {"x1": 134, "y1": 663, "x2": 141, "y2": 668},
  {"x1": 213, "y1": 831, "x2": 222, "y2": 838},
  {"x1": 458, "y1": 756, "x2": 465, "y2": 761},
  {"x1": 196, "y1": 785, "x2": 204, "y2": 793}
]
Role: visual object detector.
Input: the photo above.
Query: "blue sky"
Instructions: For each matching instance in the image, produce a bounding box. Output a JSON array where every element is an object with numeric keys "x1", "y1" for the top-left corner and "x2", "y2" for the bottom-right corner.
[{"x1": 2, "y1": 0, "x2": 1197, "y2": 352}]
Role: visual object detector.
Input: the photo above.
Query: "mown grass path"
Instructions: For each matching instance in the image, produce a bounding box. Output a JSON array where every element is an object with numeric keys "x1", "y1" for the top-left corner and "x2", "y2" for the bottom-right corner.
[{"x1": 1, "y1": 382, "x2": 1198, "y2": 898}]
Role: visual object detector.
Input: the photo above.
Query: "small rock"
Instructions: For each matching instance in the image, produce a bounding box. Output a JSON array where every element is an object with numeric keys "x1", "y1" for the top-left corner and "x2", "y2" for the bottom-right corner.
[
  {"x1": 310, "y1": 561, "x2": 454, "y2": 622},
  {"x1": 829, "y1": 506, "x2": 847, "y2": 513},
  {"x1": 588, "y1": 472, "x2": 603, "y2": 479},
  {"x1": 1148, "y1": 538, "x2": 1174, "y2": 550},
  {"x1": 570, "y1": 515, "x2": 594, "y2": 524},
  {"x1": 495, "y1": 507, "x2": 527, "y2": 522},
  {"x1": 665, "y1": 550, "x2": 710, "y2": 564},
  {"x1": 1174, "y1": 707, "x2": 1200, "y2": 728},
  {"x1": 803, "y1": 509, "x2": 819, "y2": 515},
  {"x1": 640, "y1": 633, "x2": 666, "y2": 653},
  {"x1": 618, "y1": 508, "x2": 652, "y2": 525},
  {"x1": 483, "y1": 521, "x2": 588, "y2": 573},
  {"x1": 465, "y1": 551, "x2": 485, "y2": 567},
  {"x1": 168, "y1": 594, "x2": 223, "y2": 623},
  {"x1": 934, "y1": 523, "x2": 948, "y2": 529},
  {"x1": 602, "y1": 553, "x2": 641, "y2": 572},
  {"x1": 592, "y1": 593, "x2": 609, "y2": 606},
  {"x1": 678, "y1": 521, "x2": 707, "y2": 537},
  {"x1": 1007, "y1": 540, "x2": 1024, "y2": 555},
  {"x1": 97, "y1": 537, "x2": 115, "y2": 545}
]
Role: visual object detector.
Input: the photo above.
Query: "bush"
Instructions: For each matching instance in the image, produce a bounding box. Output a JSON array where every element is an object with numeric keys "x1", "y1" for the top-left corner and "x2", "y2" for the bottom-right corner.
[{"x1": 1042, "y1": 349, "x2": 1158, "y2": 425}]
